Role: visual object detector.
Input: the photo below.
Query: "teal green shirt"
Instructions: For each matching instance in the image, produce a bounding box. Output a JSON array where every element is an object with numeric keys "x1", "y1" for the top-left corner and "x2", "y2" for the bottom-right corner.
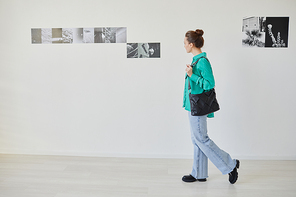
[{"x1": 182, "y1": 52, "x2": 215, "y2": 118}]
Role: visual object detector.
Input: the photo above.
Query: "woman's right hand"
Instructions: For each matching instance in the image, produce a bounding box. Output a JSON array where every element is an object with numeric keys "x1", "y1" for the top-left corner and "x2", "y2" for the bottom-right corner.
[{"x1": 185, "y1": 64, "x2": 193, "y2": 77}]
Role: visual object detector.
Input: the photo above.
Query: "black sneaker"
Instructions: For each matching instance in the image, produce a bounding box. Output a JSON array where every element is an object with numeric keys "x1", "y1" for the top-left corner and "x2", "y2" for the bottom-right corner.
[
  {"x1": 229, "y1": 160, "x2": 240, "y2": 184},
  {"x1": 182, "y1": 175, "x2": 207, "y2": 183}
]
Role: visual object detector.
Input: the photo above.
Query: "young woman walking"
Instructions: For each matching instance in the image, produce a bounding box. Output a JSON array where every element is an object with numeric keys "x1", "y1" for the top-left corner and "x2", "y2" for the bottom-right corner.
[{"x1": 182, "y1": 29, "x2": 240, "y2": 184}]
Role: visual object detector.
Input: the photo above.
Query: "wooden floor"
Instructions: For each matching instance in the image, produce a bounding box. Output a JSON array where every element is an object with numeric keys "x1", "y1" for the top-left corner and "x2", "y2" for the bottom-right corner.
[{"x1": 0, "y1": 154, "x2": 295, "y2": 197}]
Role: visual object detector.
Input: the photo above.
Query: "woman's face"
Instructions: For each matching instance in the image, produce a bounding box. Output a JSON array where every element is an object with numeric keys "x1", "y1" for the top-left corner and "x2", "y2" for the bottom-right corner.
[{"x1": 184, "y1": 37, "x2": 193, "y2": 53}]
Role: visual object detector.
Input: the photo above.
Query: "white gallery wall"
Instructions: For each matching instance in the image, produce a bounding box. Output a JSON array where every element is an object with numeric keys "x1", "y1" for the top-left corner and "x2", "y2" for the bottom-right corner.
[{"x1": 0, "y1": 0, "x2": 295, "y2": 160}]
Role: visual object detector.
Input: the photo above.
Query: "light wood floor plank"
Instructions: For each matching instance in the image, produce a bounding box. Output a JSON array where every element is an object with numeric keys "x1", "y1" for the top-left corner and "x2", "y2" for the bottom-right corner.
[{"x1": 0, "y1": 154, "x2": 295, "y2": 197}]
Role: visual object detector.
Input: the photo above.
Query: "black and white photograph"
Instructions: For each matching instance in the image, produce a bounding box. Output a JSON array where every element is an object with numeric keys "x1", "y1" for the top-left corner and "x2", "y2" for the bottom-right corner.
[
  {"x1": 94, "y1": 27, "x2": 116, "y2": 43},
  {"x1": 242, "y1": 17, "x2": 266, "y2": 47},
  {"x1": 83, "y1": 28, "x2": 94, "y2": 43},
  {"x1": 32, "y1": 27, "x2": 127, "y2": 44},
  {"x1": 265, "y1": 17, "x2": 289, "y2": 48},
  {"x1": 147, "y1": 43, "x2": 160, "y2": 58},
  {"x1": 95, "y1": 27, "x2": 127, "y2": 43},
  {"x1": 138, "y1": 43, "x2": 160, "y2": 58},
  {"x1": 73, "y1": 28, "x2": 83, "y2": 43},
  {"x1": 62, "y1": 28, "x2": 73, "y2": 44},
  {"x1": 242, "y1": 16, "x2": 289, "y2": 48},
  {"x1": 32, "y1": 28, "x2": 52, "y2": 44},
  {"x1": 127, "y1": 43, "x2": 138, "y2": 58},
  {"x1": 41, "y1": 28, "x2": 52, "y2": 44},
  {"x1": 127, "y1": 43, "x2": 161, "y2": 58},
  {"x1": 138, "y1": 43, "x2": 150, "y2": 58},
  {"x1": 31, "y1": 28, "x2": 41, "y2": 44},
  {"x1": 116, "y1": 27, "x2": 127, "y2": 43},
  {"x1": 52, "y1": 28, "x2": 63, "y2": 44}
]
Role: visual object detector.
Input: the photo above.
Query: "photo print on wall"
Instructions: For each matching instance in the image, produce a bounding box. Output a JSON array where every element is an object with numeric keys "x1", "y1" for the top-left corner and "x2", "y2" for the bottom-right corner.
[
  {"x1": 94, "y1": 27, "x2": 127, "y2": 43},
  {"x1": 127, "y1": 43, "x2": 160, "y2": 58},
  {"x1": 31, "y1": 28, "x2": 42, "y2": 44},
  {"x1": 32, "y1": 27, "x2": 160, "y2": 58},
  {"x1": 52, "y1": 28, "x2": 63, "y2": 43},
  {"x1": 242, "y1": 17, "x2": 289, "y2": 48},
  {"x1": 31, "y1": 27, "x2": 127, "y2": 44}
]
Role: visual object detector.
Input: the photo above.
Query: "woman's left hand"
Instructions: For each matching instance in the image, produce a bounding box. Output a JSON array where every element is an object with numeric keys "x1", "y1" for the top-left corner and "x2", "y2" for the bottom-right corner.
[{"x1": 185, "y1": 64, "x2": 193, "y2": 77}]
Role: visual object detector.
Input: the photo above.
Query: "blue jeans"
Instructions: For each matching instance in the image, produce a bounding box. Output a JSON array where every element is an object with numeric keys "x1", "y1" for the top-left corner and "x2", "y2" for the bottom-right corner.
[{"x1": 188, "y1": 112, "x2": 236, "y2": 179}]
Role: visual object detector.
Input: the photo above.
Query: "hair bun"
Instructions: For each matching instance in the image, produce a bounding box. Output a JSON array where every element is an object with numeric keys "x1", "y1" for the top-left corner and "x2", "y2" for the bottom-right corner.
[{"x1": 195, "y1": 29, "x2": 204, "y2": 36}]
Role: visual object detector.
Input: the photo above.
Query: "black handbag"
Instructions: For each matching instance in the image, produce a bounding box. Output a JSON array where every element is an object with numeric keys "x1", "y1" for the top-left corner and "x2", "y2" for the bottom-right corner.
[{"x1": 187, "y1": 57, "x2": 220, "y2": 116}]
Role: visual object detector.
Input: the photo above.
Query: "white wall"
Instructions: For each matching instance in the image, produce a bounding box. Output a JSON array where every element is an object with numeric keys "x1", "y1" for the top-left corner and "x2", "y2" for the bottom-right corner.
[{"x1": 0, "y1": 0, "x2": 295, "y2": 160}]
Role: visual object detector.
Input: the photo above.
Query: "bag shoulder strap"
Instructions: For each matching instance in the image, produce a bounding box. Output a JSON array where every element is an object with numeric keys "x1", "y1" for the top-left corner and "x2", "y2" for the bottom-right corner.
[{"x1": 191, "y1": 56, "x2": 209, "y2": 67}]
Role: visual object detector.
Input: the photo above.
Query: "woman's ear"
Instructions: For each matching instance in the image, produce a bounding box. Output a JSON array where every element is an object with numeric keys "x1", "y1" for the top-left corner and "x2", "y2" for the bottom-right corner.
[{"x1": 189, "y1": 42, "x2": 194, "y2": 48}]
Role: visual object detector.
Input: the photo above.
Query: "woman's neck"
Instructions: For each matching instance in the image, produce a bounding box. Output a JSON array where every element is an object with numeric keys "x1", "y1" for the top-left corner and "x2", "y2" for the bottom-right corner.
[{"x1": 191, "y1": 47, "x2": 202, "y2": 56}]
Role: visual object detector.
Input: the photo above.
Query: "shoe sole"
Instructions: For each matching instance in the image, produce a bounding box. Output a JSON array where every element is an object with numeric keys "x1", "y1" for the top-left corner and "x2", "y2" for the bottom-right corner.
[
  {"x1": 231, "y1": 160, "x2": 240, "y2": 184},
  {"x1": 236, "y1": 160, "x2": 240, "y2": 169},
  {"x1": 230, "y1": 160, "x2": 240, "y2": 184}
]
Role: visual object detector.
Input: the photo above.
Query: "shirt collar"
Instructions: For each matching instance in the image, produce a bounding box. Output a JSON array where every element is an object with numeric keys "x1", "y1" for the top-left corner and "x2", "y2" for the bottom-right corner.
[{"x1": 192, "y1": 52, "x2": 207, "y2": 62}]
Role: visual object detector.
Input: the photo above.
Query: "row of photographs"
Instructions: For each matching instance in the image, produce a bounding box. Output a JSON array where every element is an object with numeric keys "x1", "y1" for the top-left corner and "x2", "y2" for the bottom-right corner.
[
  {"x1": 127, "y1": 43, "x2": 160, "y2": 58},
  {"x1": 31, "y1": 27, "x2": 127, "y2": 44},
  {"x1": 242, "y1": 17, "x2": 289, "y2": 48}
]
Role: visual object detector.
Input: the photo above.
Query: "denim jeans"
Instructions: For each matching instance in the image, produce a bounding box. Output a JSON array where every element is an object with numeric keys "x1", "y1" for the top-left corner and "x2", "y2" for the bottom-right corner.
[{"x1": 188, "y1": 112, "x2": 236, "y2": 179}]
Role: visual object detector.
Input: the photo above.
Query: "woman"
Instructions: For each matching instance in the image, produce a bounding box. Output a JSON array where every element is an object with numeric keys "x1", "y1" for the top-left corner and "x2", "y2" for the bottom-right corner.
[{"x1": 182, "y1": 29, "x2": 240, "y2": 184}]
